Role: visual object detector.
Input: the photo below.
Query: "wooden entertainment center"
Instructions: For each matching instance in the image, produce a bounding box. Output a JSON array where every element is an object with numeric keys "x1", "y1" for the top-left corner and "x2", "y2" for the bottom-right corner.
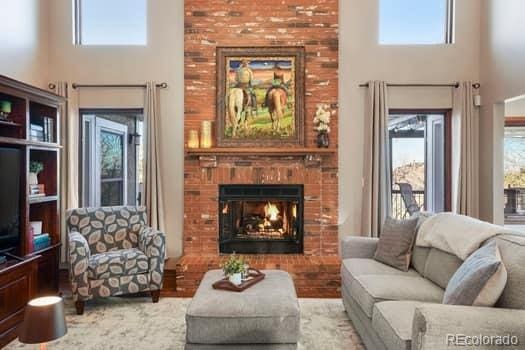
[{"x1": 0, "y1": 75, "x2": 63, "y2": 347}]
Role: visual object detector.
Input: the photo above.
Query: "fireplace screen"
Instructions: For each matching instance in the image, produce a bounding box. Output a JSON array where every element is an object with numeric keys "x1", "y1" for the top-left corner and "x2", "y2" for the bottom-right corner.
[{"x1": 219, "y1": 185, "x2": 303, "y2": 254}]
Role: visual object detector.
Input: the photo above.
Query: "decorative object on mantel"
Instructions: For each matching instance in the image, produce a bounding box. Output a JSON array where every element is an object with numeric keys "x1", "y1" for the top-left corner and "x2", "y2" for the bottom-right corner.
[
  {"x1": 220, "y1": 254, "x2": 247, "y2": 285},
  {"x1": 200, "y1": 121, "x2": 213, "y2": 148},
  {"x1": 216, "y1": 47, "x2": 305, "y2": 147},
  {"x1": 213, "y1": 267, "x2": 266, "y2": 292},
  {"x1": 0, "y1": 100, "x2": 11, "y2": 121},
  {"x1": 314, "y1": 104, "x2": 331, "y2": 148},
  {"x1": 187, "y1": 130, "x2": 199, "y2": 148}
]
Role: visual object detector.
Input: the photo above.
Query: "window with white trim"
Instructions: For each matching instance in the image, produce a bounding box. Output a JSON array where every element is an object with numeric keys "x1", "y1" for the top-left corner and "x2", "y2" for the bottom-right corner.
[
  {"x1": 73, "y1": 0, "x2": 147, "y2": 45},
  {"x1": 379, "y1": 0, "x2": 454, "y2": 45}
]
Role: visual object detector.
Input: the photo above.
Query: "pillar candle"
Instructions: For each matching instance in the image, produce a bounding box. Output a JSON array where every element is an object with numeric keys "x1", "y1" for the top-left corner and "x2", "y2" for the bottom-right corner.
[
  {"x1": 200, "y1": 121, "x2": 213, "y2": 148},
  {"x1": 187, "y1": 130, "x2": 199, "y2": 148}
]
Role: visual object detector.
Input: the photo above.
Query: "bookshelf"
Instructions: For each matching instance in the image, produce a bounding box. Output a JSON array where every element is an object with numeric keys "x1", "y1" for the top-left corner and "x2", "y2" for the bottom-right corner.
[{"x1": 0, "y1": 75, "x2": 64, "y2": 347}]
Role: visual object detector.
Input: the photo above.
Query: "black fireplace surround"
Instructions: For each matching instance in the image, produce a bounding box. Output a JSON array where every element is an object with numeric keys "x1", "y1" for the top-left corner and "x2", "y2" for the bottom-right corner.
[{"x1": 219, "y1": 184, "x2": 304, "y2": 254}]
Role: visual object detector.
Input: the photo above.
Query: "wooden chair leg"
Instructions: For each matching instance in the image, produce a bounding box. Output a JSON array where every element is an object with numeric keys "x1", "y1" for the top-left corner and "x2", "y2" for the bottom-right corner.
[
  {"x1": 75, "y1": 300, "x2": 85, "y2": 315},
  {"x1": 151, "y1": 290, "x2": 160, "y2": 303}
]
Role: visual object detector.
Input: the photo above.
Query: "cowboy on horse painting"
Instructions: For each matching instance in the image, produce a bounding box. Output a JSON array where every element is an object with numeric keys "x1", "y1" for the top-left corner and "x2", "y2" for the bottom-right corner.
[
  {"x1": 218, "y1": 47, "x2": 305, "y2": 146},
  {"x1": 227, "y1": 59, "x2": 258, "y2": 137}
]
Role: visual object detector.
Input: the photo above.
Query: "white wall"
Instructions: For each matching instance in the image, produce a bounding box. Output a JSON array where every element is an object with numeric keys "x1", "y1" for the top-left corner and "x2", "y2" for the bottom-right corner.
[
  {"x1": 479, "y1": 0, "x2": 525, "y2": 224},
  {"x1": 0, "y1": 0, "x2": 49, "y2": 87},
  {"x1": 339, "y1": 0, "x2": 481, "y2": 235},
  {"x1": 48, "y1": 0, "x2": 185, "y2": 258}
]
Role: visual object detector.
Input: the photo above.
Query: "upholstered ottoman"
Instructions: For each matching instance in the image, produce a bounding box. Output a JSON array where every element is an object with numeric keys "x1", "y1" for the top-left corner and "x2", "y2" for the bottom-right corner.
[{"x1": 185, "y1": 270, "x2": 300, "y2": 349}]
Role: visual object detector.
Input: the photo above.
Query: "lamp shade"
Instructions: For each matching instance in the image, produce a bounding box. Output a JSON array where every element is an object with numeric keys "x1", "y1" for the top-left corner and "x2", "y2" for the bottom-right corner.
[{"x1": 18, "y1": 296, "x2": 67, "y2": 344}]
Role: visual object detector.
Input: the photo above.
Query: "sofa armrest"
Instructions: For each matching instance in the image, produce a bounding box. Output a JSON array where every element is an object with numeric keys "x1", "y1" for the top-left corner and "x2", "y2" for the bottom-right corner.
[
  {"x1": 340, "y1": 236, "x2": 378, "y2": 260},
  {"x1": 138, "y1": 226, "x2": 166, "y2": 290},
  {"x1": 412, "y1": 304, "x2": 525, "y2": 350},
  {"x1": 68, "y1": 231, "x2": 91, "y2": 301}
]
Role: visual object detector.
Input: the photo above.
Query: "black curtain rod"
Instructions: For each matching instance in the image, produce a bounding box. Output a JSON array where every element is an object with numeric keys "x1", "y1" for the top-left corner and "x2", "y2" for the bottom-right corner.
[
  {"x1": 48, "y1": 82, "x2": 168, "y2": 89},
  {"x1": 359, "y1": 82, "x2": 481, "y2": 89}
]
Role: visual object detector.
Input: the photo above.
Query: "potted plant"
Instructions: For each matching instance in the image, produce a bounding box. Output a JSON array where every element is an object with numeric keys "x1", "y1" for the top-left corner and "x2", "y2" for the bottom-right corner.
[
  {"x1": 313, "y1": 104, "x2": 331, "y2": 148},
  {"x1": 29, "y1": 161, "x2": 44, "y2": 186},
  {"x1": 221, "y1": 254, "x2": 247, "y2": 285}
]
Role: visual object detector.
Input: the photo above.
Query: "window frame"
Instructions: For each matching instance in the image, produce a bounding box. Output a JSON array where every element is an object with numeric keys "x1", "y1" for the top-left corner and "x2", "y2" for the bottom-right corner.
[
  {"x1": 503, "y1": 117, "x2": 525, "y2": 223},
  {"x1": 389, "y1": 109, "x2": 453, "y2": 213},
  {"x1": 73, "y1": 0, "x2": 147, "y2": 46},
  {"x1": 79, "y1": 108, "x2": 144, "y2": 207},
  {"x1": 379, "y1": 0, "x2": 455, "y2": 45}
]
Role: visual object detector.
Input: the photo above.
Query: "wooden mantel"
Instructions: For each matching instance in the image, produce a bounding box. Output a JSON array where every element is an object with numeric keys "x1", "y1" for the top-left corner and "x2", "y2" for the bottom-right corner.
[{"x1": 184, "y1": 147, "x2": 336, "y2": 157}]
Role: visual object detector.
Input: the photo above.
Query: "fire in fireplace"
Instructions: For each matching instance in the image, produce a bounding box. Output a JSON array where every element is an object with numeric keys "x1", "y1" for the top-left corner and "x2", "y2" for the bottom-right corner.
[{"x1": 219, "y1": 185, "x2": 303, "y2": 254}]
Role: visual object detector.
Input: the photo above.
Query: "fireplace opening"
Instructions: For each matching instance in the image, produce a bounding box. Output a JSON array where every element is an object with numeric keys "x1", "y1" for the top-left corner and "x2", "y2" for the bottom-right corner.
[{"x1": 219, "y1": 185, "x2": 303, "y2": 254}]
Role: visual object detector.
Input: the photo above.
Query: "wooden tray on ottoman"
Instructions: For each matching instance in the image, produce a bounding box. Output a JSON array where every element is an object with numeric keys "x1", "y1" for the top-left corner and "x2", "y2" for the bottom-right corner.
[{"x1": 212, "y1": 268, "x2": 265, "y2": 292}]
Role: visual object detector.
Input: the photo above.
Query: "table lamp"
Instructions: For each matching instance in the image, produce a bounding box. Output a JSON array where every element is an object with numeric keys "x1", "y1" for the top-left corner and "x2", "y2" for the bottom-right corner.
[{"x1": 18, "y1": 296, "x2": 67, "y2": 350}]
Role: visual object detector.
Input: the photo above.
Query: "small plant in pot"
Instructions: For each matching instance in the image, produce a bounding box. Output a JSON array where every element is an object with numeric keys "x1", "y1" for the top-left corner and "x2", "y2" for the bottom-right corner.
[
  {"x1": 221, "y1": 254, "x2": 247, "y2": 286},
  {"x1": 29, "y1": 161, "x2": 44, "y2": 186}
]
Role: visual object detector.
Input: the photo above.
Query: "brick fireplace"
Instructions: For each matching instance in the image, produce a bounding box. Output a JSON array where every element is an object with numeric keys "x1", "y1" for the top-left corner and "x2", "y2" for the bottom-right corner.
[{"x1": 179, "y1": 0, "x2": 339, "y2": 297}]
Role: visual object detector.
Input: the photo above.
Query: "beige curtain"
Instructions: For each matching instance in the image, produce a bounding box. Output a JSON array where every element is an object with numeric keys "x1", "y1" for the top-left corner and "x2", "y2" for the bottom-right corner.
[
  {"x1": 143, "y1": 82, "x2": 165, "y2": 232},
  {"x1": 55, "y1": 82, "x2": 80, "y2": 263},
  {"x1": 452, "y1": 81, "x2": 479, "y2": 217},
  {"x1": 361, "y1": 81, "x2": 391, "y2": 237}
]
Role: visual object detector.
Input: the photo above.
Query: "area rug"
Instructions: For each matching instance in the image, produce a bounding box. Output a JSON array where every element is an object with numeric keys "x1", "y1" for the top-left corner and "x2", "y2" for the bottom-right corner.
[{"x1": 6, "y1": 297, "x2": 364, "y2": 350}]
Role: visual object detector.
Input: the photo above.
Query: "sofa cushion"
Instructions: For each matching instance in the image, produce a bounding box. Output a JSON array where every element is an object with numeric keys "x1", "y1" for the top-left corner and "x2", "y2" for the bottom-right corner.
[
  {"x1": 350, "y1": 274, "x2": 444, "y2": 318},
  {"x1": 491, "y1": 234, "x2": 525, "y2": 309},
  {"x1": 186, "y1": 270, "x2": 300, "y2": 345},
  {"x1": 374, "y1": 216, "x2": 419, "y2": 271},
  {"x1": 411, "y1": 246, "x2": 430, "y2": 275},
  {"x1": 423, "y1": 248, "x2": 463, "y2": 289},
  {"x1": 88, "y1": 248, "x2": 149, "y2": 279},
  {"x1": 341, "y1": 258, "x2": 419, "y2": 288},
  {"x1": 444, "y1": 240, "x2": 507, "y2": 306},
  {"x1": 372, "y1": 301, "x2": 427, "y2": 350}
]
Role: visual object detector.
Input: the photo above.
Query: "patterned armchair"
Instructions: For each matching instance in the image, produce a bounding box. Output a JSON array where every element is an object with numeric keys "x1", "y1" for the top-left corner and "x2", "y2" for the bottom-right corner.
[{"x1": 66, "y1": 206, "x2": 165, "y2": 315}]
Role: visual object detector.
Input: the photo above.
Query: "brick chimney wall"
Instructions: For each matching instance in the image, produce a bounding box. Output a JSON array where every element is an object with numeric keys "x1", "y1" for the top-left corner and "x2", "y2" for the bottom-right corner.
[{"x1": 184, "y1": 0, "x2": 339, "y2": 256}]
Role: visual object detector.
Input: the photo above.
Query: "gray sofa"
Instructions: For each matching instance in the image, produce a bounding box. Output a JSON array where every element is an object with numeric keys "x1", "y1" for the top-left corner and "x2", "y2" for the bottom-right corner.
[{"x1": 341, "y1": 219, "x2": 525, "y2": 350}]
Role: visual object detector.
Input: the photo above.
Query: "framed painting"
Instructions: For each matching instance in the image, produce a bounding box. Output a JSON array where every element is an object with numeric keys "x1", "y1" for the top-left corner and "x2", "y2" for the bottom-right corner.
[{"x1": 216, "y1": 47, "x2": 305, "y2": 147}]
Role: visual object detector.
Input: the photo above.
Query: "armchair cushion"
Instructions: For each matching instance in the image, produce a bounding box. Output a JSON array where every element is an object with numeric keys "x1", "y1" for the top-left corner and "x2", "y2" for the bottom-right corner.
[
  {"x1": 88, "y1": 248, "x2": 149, "y2": 279},
  {"x1": 66, "y1": 206, "x2": 147, "y2": 252}
]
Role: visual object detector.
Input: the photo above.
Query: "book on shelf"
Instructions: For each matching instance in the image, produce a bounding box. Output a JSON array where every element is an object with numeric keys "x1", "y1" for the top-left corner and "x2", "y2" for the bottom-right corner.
[
  {"x1": 43, "y1": 117, "x2": 54, "y2": 143},
  {"x1": 29, "y1": 117, "x2": 54, "y2": 143},
  {"x1": 30, "y1": 123, "x2": 44, "y2": 142},
  {"x1": 33, "y1": 233, "x2": 50, "y2": 242},
  {"x1": 33, "y1": 233, "x2": 51, "y2": 251}
]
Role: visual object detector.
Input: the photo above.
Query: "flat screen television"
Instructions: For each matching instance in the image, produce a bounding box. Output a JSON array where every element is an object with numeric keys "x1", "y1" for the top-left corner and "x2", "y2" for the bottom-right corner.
[{"x1": 0, "y1": 147, "x2": 21, "y2": 253}]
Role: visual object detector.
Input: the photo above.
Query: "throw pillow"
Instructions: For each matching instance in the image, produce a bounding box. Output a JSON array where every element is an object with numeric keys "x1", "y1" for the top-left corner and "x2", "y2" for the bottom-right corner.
[
  {"x1": 443, "y1": 240, "x2": 507, "y2": 306},
  {"x1": 373, "y1": 216, "x2": 419, "y2": 271}
]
